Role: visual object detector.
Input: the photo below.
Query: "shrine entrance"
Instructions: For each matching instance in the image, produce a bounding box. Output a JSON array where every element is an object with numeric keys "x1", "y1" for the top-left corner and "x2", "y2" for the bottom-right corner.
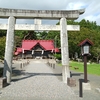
[{"x1": 0, "y1": 8, "x2": 85, "y2": 84}]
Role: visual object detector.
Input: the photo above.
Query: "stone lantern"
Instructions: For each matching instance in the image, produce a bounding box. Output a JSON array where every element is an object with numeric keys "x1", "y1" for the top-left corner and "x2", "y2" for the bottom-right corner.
[{"x1": 78, "y1": 38, "x2": 93, "y2": 82}]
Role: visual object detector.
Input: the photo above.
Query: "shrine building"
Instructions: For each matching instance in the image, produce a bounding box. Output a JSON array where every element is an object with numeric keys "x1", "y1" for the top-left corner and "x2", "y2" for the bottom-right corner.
[{"x1": 14, "y1": 40, "x2": 60, "y2": 59}]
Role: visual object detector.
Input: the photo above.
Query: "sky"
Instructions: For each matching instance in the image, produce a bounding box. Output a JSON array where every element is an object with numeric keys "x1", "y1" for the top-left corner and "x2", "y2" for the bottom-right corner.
[{"x1": 0, "y1": 0, "x2": 100, "y2": 25}]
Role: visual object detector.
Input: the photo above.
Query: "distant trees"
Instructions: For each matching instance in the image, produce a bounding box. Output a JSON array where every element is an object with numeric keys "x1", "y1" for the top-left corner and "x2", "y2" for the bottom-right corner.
[
  {"x1": 68, "y1": 19, "x2": 100, "y2": 62},
  {"x1": 0, "y1": 30, "x2": 6, "y2": 59},
  {"x1": 14, "y1": 30, "x2": 37, "y2": 47},
  {"x1": 0, "y1": 36, "x2": 6, "y2": 59}
]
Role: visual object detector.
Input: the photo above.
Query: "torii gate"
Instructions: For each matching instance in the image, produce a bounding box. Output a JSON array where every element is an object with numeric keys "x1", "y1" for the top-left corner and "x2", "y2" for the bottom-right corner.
[{"x1": 0, "y1": 8, "x2": 85, "y2": 84}]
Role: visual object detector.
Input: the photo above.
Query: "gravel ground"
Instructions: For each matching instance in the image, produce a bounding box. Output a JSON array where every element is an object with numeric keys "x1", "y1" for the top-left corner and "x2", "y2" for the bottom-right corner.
[{"x1": 0, "y1": 59, "x2": 81, "y2": 100}]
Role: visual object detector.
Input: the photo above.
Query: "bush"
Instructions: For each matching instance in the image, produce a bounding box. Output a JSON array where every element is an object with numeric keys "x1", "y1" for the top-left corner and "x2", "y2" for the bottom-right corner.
[{"x1": 54, "y1": 54, "x2": 61, "y2": 60}]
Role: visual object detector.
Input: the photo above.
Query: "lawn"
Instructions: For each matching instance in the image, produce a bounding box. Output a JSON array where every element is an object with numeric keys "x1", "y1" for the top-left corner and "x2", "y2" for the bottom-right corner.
[
  {"x1": 69, "y1": 61, "x2": 100, "y2": 76},
  {"x1": 58, "y1": 61, "x2": 100, "y2": 76}
]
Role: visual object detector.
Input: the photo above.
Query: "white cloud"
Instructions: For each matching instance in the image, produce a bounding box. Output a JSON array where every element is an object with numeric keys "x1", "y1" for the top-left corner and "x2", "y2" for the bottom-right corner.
[
  {"x1": 84, "y1": 14, "x2": 100, "y2": 24},
  {"x1": 66, "y1": 2, "x2": 86, "y2": 10}
]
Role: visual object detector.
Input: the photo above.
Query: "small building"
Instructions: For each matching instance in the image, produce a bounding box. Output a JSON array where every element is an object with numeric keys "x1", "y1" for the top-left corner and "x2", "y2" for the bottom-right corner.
[{"x1": 14, "y1": 40, "x2": 60, "y2": 59}]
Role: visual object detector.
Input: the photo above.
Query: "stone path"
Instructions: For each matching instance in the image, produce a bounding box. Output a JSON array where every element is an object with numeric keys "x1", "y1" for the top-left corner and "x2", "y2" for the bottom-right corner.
[{"x1": 0, "y1": 60, "x2": 81, "y2": 100}]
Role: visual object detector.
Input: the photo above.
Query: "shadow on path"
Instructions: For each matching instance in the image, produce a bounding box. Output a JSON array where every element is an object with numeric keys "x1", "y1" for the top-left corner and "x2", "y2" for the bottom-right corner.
[
  {"x1": 12, "y1": 69, "x2": 25, "y2": 76},
  {"x1": 70, "y1": 72, "x2": 84, "y2": 77},
  {"x1": 12, "y1": 72, "x2": 62, "y2": 82}
]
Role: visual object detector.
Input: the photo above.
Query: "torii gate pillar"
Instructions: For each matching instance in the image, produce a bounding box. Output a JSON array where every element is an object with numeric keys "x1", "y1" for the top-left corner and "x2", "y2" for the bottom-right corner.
[
  {"x1": 3, "y1": 16, "x2": 15, "y2": 84},
  {"x1": 60, "y1": 18, "x2": 70, "y2": 83}
]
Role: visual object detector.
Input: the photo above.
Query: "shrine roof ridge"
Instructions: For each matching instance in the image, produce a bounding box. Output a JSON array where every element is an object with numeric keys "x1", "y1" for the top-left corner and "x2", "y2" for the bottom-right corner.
[{"x1": 22, "y1": 40, "x2": 54, "y2": 42}]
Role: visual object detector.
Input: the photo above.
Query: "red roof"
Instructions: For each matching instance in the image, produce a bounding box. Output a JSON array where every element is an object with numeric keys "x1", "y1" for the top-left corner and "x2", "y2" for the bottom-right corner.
[
  {"x1": 15, "y1": 40, "x2": 60, "y2": 55},
  {"x1": 54, "y1": 48, "x2": 60, "y2": 53},
  {"x1": 14, "y1": 47, "x2": 22, "y2": 55},
  {"x1": 16, "y1": 48, "x2": 22, "y2": 52},
  {"x1": 22, "y1": 40, "x2": 55, "y2": 50},
  {"x1": 78, "y1": 38, "x2": 93, "y2": 46}
]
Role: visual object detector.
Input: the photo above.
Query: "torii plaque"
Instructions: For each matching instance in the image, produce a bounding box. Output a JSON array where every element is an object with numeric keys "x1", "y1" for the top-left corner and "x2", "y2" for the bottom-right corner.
[{"x1": 0, "y1": 8, "x2": 85, "y2": 84}]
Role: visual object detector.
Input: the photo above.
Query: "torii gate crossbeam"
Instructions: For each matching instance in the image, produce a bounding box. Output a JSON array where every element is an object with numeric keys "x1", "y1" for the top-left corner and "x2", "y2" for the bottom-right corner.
[{"x1": 0, "y1": 24, "x2": 80, "y2": 31}]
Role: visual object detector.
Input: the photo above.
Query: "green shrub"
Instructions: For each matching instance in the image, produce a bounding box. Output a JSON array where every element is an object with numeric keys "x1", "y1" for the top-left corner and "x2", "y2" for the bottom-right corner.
[{"x1": 54, "y1": 54, "x2": 61, "y2": 60}]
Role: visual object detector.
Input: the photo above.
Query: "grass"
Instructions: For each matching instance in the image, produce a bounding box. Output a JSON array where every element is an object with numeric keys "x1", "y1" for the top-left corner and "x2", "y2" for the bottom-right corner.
[
  {"x1": 58, "y1": 61, "x2": 100, "y2": 76},
  {"x1": 70, "y1": 61, "x2": 100, "y2": 76}
]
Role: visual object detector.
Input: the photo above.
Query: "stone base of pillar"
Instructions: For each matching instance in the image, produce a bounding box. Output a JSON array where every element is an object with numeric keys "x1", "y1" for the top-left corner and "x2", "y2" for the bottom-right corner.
[
  {"x1": 83, "y1": 82, "x2": 91, "y2": 90},
  {"x1": 67, "y1": 78, "x2": 76, "y2": 87},
  {"x1": 0, "y1": 77, "x2": 7, "y2": 88}
]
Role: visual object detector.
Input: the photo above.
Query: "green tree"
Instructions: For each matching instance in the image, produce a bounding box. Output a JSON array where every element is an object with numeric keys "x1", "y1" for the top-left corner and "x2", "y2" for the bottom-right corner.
[
  {"x1": 36, "y1": 31, "x2": 48, "y2": 40},
  {"x1": 0, "y1": 30, "x2": 6, "y2": 37},
  {"x1": 15, "y1": 30, "x2": 38, "y2": 47},
  {"x1": 46, "y1": 31, "x2": 60, "y2": 47},
  {"x1": 0, "y1": 36, "x2": 6, "y2": 59}
]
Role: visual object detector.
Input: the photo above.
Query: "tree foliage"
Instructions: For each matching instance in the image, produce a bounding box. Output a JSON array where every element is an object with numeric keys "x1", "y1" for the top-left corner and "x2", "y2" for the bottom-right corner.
[
  {"x1": 14, "y1": 30, "x2": 37, "y2": 47},
  {"x1": 0, "y1": 36, "x2": 6, "y2": 59},
  {"x1": 68, "y1": 20, "x2": 100, "y2": 62}
]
